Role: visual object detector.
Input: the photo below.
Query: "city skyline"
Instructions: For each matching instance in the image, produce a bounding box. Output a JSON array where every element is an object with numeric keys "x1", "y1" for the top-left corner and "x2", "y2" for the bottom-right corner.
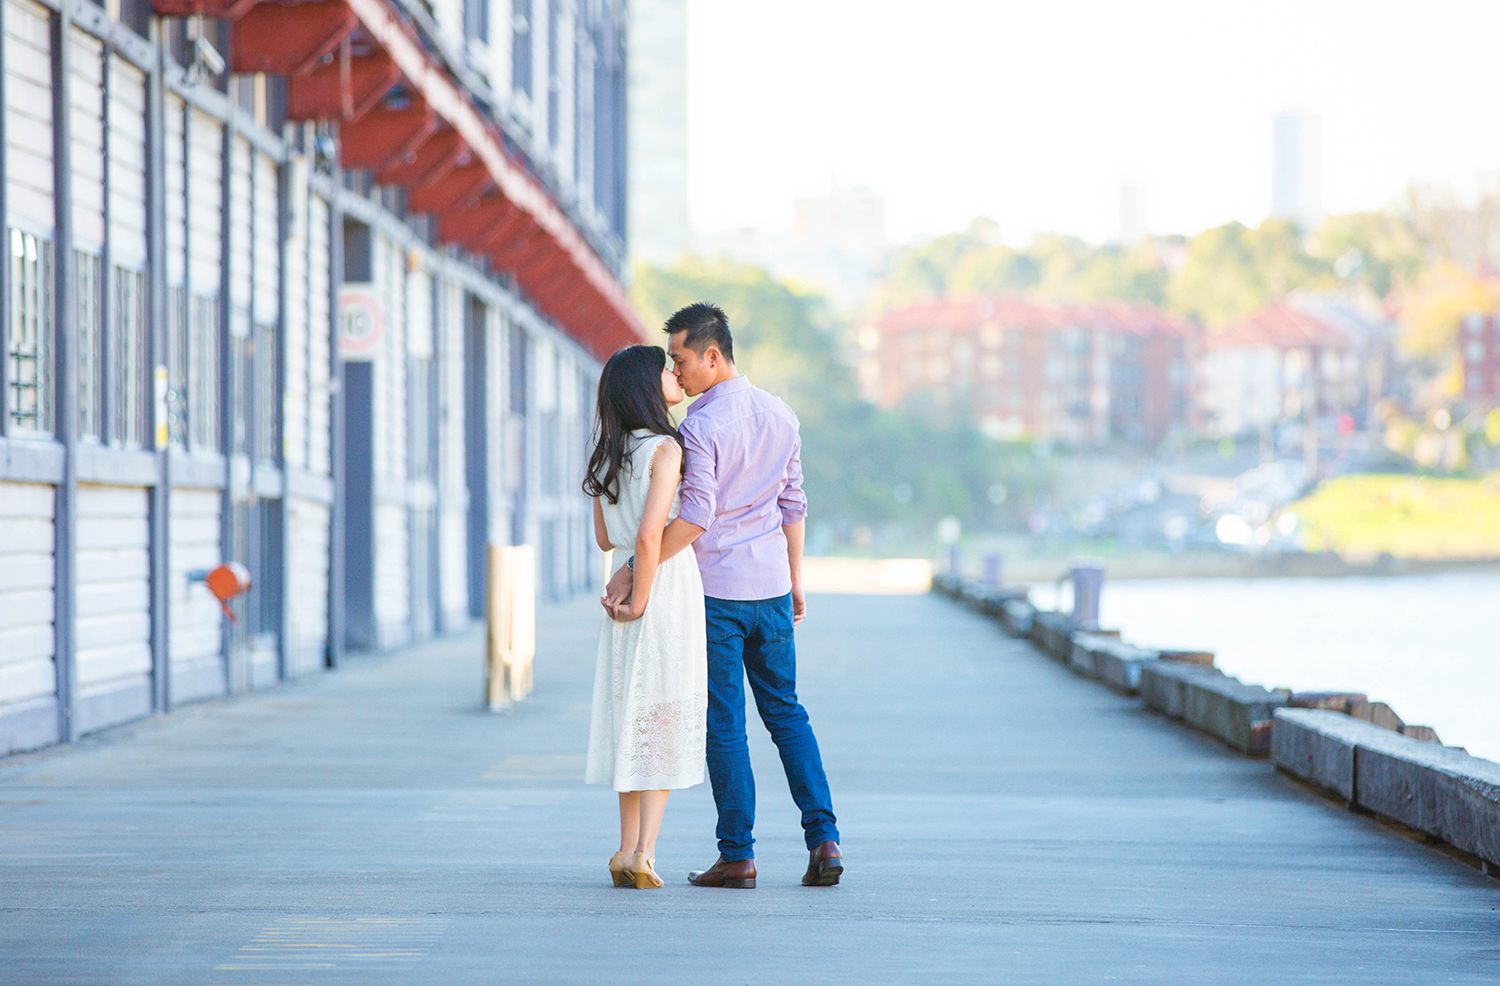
[{"x1": 685, "y1": 0, "x2": 1500, "y2": 246}]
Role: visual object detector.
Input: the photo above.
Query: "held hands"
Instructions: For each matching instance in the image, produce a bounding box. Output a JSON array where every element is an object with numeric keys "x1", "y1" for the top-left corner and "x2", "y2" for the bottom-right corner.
[
  {"x1": 607, "y1": 598, "x2": 645, "y2": 622},
  {"x1": 602, "y1": 563, "x2": 638, "y2": 622}
]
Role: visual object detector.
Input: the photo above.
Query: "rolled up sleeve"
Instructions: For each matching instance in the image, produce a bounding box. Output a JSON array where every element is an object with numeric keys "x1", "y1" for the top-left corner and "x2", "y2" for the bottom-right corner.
[
  {"x1": 778, "y1": 433, "x2": 808, "y2": 526},
  {"x1": 677, "y1": 419, "x2": 717, "y2": 531}
]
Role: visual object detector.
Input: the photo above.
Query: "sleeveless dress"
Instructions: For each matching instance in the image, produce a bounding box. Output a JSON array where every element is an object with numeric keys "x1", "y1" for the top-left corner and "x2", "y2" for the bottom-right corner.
[{"x1": 584, "y1": 431, "x2": 708, "y2": 792}]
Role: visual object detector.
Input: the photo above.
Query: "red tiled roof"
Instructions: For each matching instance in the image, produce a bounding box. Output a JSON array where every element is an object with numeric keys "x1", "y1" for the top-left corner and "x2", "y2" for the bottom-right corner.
[
  {"x1": 1206, "y1": 302, "x2": 1353, "y2": 351},
  {"x1": 1083, "y1": 300, "x2": 1199, "y2": 338}
]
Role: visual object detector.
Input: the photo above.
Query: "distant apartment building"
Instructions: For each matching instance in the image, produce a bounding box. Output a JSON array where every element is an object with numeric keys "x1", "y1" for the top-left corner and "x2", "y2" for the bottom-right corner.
[
  {"x1": 858, "y1": 297, "x2": 1198, "y2": 445},
  {"x1": 1460, "y1": 311, "x2": 1500, "y2": 407},
  {"x1": 1199, "y1": 301, "x2": 1372, "y2": 436}
]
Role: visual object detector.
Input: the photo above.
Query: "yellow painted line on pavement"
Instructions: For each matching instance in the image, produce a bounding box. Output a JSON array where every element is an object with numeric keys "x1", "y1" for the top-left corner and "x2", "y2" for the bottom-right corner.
[{"x1": 218, "y1": 916, "x2": 448, "y2": 973}]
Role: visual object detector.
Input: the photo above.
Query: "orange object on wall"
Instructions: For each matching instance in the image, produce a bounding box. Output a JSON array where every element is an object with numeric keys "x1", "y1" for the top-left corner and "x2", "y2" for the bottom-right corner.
[{"x1": 204, "y1": 563, "x2": 253, "y2": 623}]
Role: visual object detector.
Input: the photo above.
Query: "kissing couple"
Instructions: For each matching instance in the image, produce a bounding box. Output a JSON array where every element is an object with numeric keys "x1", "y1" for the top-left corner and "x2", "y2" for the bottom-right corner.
[{"x1": 582, "y1": 302, "x2": 843, "y2": 890}]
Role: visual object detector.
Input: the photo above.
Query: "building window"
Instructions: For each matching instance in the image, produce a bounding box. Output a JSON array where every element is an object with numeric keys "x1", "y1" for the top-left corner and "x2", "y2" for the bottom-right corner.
[
  {"x1": 7, "y1": 230, "x2": 54, "y2": 435},
  {"x1": 109, "y1": 0, "x2": 153, "y2": 37},
  {"x1": 109, "y1": 266, "x2": 148, "y2": 448},
  {"x1": 166, "y1": 286, "x2": 188, "y2": 447},
  {"x1": 249, "y1": 497, "x2": 282, "y2": 637},
  {"x1": 410, "y1": 356, "x2": 435, "y2": 480},
  {"x1": 546, "y1": 0, "x2": 560, "y2": 147},
  {"x1": 464, "y1": 0, "x2": 489, "y2": 43},
  {"x1": 512, "y1": 0, "x2": 532, "y2": 98},
  {"x1": 189, "y1": 294, "x2": 221, "y2": 451},
  {"x1": 77, "y1": 251, "x2": 104, "y2": 441},
  {"x1": 253, "y1": 321, "x2": 279, "y2": 463}
]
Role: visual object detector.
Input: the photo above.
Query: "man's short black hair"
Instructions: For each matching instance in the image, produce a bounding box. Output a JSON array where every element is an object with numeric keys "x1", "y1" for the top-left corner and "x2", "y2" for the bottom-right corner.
[{"x1": 664, "y1": 302, "x2": 734, "y2": 364}]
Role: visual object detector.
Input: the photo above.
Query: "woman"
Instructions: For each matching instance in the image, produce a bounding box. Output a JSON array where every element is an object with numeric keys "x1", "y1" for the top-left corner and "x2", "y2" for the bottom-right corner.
[{"x1": 582, "y1": 345, "x2": 707, "y2": 889}]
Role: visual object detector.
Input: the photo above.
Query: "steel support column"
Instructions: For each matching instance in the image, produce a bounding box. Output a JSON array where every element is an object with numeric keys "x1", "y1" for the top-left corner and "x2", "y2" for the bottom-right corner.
[
  {"x1": 52, "y1": 0, "x2": 78, "y2": 743},
  {"x1": 274, "y1": 157, "x2": 291, "y2": 682},
  {"x1": 146, "y1": 18, "x2": 173, "y2": 712},
  {"x1": 217, "y1": 112, "x2": 236, "y2": 693},
  {"x1": 326, "y1": 163, "x2": 346, "y2": 669}
]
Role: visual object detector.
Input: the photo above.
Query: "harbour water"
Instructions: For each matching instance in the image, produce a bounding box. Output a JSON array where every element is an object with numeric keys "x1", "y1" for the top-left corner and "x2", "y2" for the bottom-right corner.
[{"x1": 1036, "y1": 572, "x2": 1500, "y2": 763}]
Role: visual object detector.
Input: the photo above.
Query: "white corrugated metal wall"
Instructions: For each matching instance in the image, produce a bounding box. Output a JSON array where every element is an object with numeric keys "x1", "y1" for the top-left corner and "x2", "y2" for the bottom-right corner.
[{"x1": 0, "y1": 0, "x2": 611, "y2": 756}]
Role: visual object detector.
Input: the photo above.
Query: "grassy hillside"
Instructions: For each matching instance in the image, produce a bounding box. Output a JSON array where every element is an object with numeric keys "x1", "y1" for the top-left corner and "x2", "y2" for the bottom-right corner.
[{"x1": 1293, "y1": 473, "x2": 1500, "y2": 558}]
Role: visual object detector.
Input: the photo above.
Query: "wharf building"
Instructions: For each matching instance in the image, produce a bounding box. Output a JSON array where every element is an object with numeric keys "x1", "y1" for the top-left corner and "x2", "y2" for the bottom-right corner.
[
  {"x1": 858, "y1": 297, "x2": 1198, "y2": 446},
  {"x1": 0, "y1": 0, "x2": 642, "y2": 754}
]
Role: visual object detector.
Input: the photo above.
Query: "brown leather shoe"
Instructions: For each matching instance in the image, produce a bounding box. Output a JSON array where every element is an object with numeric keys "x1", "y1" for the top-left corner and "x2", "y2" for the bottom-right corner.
[
  {"x1": 802, "y1": 841, "x2": 843, "y2": 886},
  {"x1": 687, "y1": 856, "x2": 756, "y2": 888}
]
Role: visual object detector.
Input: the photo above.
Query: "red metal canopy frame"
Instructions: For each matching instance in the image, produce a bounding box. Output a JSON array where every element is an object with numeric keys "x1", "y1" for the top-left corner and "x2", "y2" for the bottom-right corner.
[{"x1": 163, "y1": 0, "x2": 645, "y2": 360}]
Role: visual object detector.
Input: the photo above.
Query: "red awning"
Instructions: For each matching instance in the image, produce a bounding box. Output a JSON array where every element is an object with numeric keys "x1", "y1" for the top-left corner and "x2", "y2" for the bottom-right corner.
[{"x1": 160, "y1": 0, "x2": 646, "y2": 360}]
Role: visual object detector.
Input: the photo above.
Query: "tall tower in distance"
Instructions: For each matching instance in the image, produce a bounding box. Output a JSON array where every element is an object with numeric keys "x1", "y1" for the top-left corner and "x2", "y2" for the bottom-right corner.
[
  {"x1": 1271, "y1": 111, "x2": 1323, "y2": 231},
  {"x1": 1118, "y1": 178, "x2": 1147, "y2": 246},
  {"x1": 628, "y1": 0, "x2": 690, "y2": 265}
]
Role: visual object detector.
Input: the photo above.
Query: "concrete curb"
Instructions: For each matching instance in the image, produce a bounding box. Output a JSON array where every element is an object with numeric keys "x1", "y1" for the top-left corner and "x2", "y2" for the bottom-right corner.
[
  {"x1": 998, "y1": 599, "x2": 1035, "y2": 637},
  {"x1": 1273, "y1": 709, "x2": 1500, "y2": 870},
  {"x1": 1071, "y1": 632, "x2": 1166, "y2": 695},
  {"x1": 932, "y1": 573, "x2": 1500, "y2": 876},
  {"x1": 1140, "y1": 660, "x2": 1225, "y2": 722},
  {"x1": 1185, "y1": 673, "x2": 1290, "y2": 756},
  {"x1": 1028, "y1": 611, "x2": 1074, "y2": 661}
]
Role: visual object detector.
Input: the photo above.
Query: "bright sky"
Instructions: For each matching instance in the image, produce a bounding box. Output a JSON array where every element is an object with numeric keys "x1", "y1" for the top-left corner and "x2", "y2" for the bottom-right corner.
[{"x1": 686, "y1": 0, "x2": 1500, "y2": 246}]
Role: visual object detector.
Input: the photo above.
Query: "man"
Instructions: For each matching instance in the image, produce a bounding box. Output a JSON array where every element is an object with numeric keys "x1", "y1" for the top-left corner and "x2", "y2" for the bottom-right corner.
[{"x1": 605, "y1": 302, "x2": 842, "y2": 888}]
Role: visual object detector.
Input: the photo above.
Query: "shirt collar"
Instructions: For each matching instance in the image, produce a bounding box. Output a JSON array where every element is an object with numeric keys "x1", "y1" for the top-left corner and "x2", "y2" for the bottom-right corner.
[{"x1": 687, "y1": 374, "x2": 750, "y2": 414}]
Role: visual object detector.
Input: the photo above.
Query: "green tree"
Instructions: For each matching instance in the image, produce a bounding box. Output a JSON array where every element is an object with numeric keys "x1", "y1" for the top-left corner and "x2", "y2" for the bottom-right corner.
[
  {"x1": 1069, "y1": 243, "x2": 1168, "y2": 305},
  {"x1": 1247, "y1": 218, "x2": 1335, "y2": 298},
  {"x1": 1165, "y1": 222, "x2": 1261, "y2": 327},
  {"x1": 1309, "y1": 210, "x2": 1425, "y2": 298},
  {"x1": 882, "y1": 230, "x2": 985, "y2": 304},
  {"x1": 1165, "y1": 220, "x2": 1334, "y2": 328},
  {"x1": 948, "y1": 246, "x2": 1041, "y2": 296}
]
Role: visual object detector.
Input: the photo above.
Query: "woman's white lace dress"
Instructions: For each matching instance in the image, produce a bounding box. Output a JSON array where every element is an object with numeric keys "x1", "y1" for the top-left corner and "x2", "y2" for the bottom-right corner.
[{"x1": 585, "y1": 431, "x2": 707, "y2": 792}]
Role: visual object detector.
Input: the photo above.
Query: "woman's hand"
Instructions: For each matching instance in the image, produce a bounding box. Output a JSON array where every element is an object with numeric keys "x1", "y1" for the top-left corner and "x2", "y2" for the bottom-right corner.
[
  {"x1": 607, "y1": 596, "x2": 645, "y2": 622},
  {"x1": 603, "y1": 563, "x2": 634, "y2": 609}
]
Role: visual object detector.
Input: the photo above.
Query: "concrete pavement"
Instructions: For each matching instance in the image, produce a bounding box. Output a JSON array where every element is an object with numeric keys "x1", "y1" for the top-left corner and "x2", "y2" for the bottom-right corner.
[{"x1": 2, "y1": 590, "x2": 1497, "y2": 984}]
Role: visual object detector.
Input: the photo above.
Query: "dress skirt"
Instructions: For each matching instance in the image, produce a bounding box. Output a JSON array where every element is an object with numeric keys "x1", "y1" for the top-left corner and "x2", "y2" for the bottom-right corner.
[{"x1": 584, "y1": 549, "x2": 707, "y2": 792}]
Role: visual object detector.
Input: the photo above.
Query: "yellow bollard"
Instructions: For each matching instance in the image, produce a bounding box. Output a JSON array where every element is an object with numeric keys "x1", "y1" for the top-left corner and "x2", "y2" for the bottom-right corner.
[{"x1": 486, "y1": 544, "x2": 536, "y2": 711}]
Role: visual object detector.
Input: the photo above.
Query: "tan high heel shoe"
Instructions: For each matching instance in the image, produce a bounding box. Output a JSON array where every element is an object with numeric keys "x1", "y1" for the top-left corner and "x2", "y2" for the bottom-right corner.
[
  {"x1": 608, "y1": 851, "x2": 634, "y2": 888},
  {"x1": 632, "y1": 852, "x2": 663, "y2": 889}
]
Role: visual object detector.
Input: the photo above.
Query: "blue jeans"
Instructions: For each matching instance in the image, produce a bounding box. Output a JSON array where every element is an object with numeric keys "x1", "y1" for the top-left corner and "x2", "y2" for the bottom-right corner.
[{"x1": 703, "y1": 593, "x2": 839, "y2": 861}]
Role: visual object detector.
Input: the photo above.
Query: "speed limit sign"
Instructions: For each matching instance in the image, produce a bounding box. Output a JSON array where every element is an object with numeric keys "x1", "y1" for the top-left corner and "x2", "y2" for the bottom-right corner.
[{"x1": 338, "y1": 284, "x2": 383, "y2": 360}]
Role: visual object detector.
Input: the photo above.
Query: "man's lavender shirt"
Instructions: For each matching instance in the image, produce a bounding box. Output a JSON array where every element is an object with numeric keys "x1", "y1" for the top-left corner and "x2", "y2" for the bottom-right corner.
[{"x1": 676, "y1": 376, "x2": 807, "y2": 601}]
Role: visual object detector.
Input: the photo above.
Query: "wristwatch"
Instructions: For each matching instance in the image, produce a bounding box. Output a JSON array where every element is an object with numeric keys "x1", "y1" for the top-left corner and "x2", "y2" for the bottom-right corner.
[{"x1": 626, "y1": 554, "x2": 635, "y2": 571}]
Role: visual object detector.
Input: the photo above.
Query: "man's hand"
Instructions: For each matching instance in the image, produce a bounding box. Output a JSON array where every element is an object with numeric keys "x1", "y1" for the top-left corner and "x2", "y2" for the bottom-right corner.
[
  {"x1": 791, "y1": 583, "x2": 807, "y2": 626},
  {"x1": 603, "y1": 563, "x2": 634, "y2": 611}
]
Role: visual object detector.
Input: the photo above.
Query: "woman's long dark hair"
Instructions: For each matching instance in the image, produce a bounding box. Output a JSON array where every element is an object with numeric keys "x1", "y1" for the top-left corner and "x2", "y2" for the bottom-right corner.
[{"x1": 583, "y1": 345, "x2": 683, "y2": 504}]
